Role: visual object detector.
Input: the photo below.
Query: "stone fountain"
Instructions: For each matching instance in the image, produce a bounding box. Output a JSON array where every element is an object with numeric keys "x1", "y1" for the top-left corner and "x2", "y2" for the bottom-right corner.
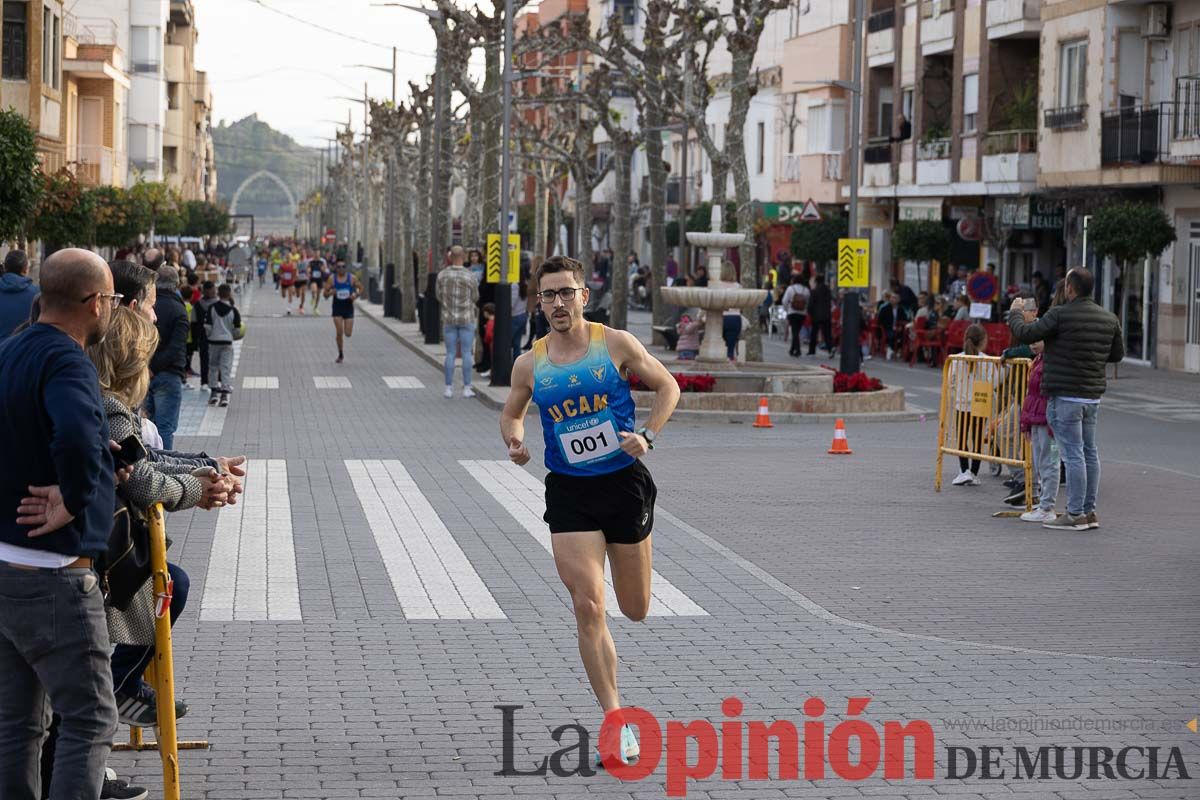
[
  {"x1": 660, "y1": 205, "x2": 766, "y2": 364},
  {"x1": 643, "y1": 205, "x2": 909, "y2": 421}
]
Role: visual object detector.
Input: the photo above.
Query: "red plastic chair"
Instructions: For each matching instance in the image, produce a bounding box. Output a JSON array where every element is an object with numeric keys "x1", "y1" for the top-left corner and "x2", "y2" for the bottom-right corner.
[
  {"x1": 944, "y1": 320, "x2": 969, "y2": 355},
  {"x1": 983, "y1": 323, "x2": 1011, "y2": 356},
  {"x1": 909, "y1": 316, "x2": 946, "y2": 368}
]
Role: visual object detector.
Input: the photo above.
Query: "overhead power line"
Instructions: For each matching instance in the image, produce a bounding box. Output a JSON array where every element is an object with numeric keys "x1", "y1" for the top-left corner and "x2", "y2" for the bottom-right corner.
[{"x1": 239, "y1": 0, "x2": 435, "y2": 60}]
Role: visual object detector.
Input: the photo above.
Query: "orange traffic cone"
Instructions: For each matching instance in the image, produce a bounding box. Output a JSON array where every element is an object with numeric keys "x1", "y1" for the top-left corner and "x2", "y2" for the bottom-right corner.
[
  {"x1": 827, "y1": 418, "x2": 853, "y2": 454},
  {"x1": 752, "y1": 396, "x2": 774, "y2": 428}
]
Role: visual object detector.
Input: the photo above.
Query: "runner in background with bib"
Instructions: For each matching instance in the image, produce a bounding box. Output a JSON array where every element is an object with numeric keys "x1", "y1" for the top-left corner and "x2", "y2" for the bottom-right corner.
[
  {"x1": 309, "y1": 255, "x2": 327, "y2": 315},
  {"x1": 500, "y1": 255, "x2": 681, "y2": 769},
  {"x1": 278, "y1": 257, "x2": 296, "y2": 314},
  {"x1": 324, "y1": 260, "x2": 361, "y2": 363}
]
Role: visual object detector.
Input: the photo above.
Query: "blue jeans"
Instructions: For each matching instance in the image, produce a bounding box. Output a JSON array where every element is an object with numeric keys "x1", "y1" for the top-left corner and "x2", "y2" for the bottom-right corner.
[
  {"x1": 511, "y1": 313, "x2": 528, "y2": 363},
  {"x1": 1030, "y1": 425, "x2": 1061, "y2": 512},
  {"x1": 443, "y1": 324, "x2": 474, "y2": 387},
  {"x1": 0, "y1": 564, "x2": 118, "y2": 800},
  {"x1": 145, "y1": 372, "x2": 183, "y2": 450},
  {"x1": 1046, "y1": 398, "x2": 1100, "y2": 516},
  {"x1": 722, "y1": 314, "x2": 742, "y2": 360},
  {"x1": 110, "y1": 563, "x2": 189, "y2": 695}
]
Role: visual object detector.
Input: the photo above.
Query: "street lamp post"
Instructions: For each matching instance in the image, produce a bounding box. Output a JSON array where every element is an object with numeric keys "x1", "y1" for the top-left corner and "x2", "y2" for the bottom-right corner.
[
  {"x1": 790, "y1": 0, "x2": 865, "y2": 375},
  {"x1": 491, "y1": 0, "x2": 516, "y2": 386}
]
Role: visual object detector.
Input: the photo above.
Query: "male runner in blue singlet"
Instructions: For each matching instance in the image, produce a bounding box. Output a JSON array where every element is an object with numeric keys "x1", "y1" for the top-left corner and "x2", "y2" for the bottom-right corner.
[{"x1": 500, "y1": 256, "x2": 681, "y2": 768}]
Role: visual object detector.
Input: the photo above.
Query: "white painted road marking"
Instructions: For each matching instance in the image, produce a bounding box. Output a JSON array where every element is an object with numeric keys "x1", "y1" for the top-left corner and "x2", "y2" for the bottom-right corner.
[
  {"x1": 314, "y1": 376, "x2": 352, "y2": 389},
  {"x1": 201, "y1": 459, "x2": 301, "y2": 621},
  {"x1": 383, "y1": 376, "x2": 425, "y2": 389},
  {"x1": 243, "y1": 376, "x2": 279, "y2": 389},
  {"x1": 345, "y1": 460, "x2": 505, "y2": 620},
  {"x1": 460, "y1": 460, "x2": 707, "y2": 617}
]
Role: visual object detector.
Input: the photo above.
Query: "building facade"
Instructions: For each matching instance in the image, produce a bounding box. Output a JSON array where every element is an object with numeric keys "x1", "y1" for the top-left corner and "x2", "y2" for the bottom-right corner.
[{"x1": 1, "y1": 0, "x2": 69, "y2": 169}]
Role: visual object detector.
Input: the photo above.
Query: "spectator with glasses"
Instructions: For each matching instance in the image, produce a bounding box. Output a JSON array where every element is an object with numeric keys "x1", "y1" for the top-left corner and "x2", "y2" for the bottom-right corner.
[{"x1": 0, "y1": 249, "x2": 122, "y2": 800}]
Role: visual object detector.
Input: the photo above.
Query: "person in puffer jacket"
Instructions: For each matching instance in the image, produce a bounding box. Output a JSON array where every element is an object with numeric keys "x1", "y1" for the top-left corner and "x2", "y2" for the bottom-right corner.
[
  {"x1": 1017, "y1": 343, "x2": 1059, "y2": 523},
  {"x1": 203, "y1": 283, "x2": 241, "y2": 407},
  {"x1": 0, "y1": 250, "x2": 39, "y2": 340}
]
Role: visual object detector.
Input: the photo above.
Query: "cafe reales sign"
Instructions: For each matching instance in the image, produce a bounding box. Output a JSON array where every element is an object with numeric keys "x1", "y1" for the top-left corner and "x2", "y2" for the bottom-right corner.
[{"x1": 998, "y1": 197, "x2": 1065, "y2": 231}]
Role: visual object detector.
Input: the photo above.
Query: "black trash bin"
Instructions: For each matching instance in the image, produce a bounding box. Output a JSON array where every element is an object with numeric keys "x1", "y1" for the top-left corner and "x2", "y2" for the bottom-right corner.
[
  {"x1": 423, "y1": 273, "x2": 441, "y2": 344},
  {"x1": 368, "y1": 275, "x2": 382, "y2": 305},
  {"x1": 383, "y1": 264, "x2": 396, "y2": 317}
]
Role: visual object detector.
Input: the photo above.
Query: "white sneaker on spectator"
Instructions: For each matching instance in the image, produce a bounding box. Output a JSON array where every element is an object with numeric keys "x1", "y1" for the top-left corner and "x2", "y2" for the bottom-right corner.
[
  {"x1": 951, "y1": 471, "x2": 973, "y2": 486},
  {"x1": 968, "y1": 473, "x2": 982, "y2": 486},
  {"x1": 1021, "y1": 508, "x2": 1057, "y2": 523},
  {"x1": 463, "y1": 386, "x2": 476, "y2": 398},
  {"x1": 443, "y1": 386, "x2": 453, "y2": 399}
]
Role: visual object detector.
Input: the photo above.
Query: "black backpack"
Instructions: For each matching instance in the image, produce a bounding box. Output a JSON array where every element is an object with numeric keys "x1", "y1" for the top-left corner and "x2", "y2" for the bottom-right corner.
[{"x1": 97, "y1": 491, "x2": 153, "y2": 611}]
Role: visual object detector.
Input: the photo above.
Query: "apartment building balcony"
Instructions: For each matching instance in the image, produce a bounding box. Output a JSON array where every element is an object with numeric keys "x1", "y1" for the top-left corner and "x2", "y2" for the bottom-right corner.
[
  {"x1": 920, "y1": 0, "x2": 955, "y2": 56},
  {"x1": 986, "y1": 0, "x2": 1040, "y2": 40},
  {"x1": 165, "y1": 108, "x2": 184, "y2": 138},
  {"x1": 866, "y1": 8, "x2": 895, "y2": 68},
  {"x1": 1171, "y1": 75, "x2": 1200, "y2": 160},
  {"x1": 981, "y1": 129, "x2": 1037, "y2": 183},
  {"x1": 1097, "y1": 102, "x2": 1200, "y2": 185},
  {"x1": 74, "y1": 145, "x2": 127, "y2": 187},
  {"x1": 862, "y1": 139, "x2": 894, "y2": 188},
  {"x1": 66, "y1": 16, "x2": 119, "y2": 47},
  {"x1": 916, "y1": 137, "x2": 951, "y2": 184},
  {"x1": 164, "y1": 44, "x2": 185, "y2": 83},
  {"x1": 777, "y1": 153, "x2": 845, "y2": 203}
]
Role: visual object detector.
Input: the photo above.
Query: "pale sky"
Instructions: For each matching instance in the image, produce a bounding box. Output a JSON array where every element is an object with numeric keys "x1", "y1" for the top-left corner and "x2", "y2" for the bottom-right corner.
[{"x1": 194, "y1": 0, "x2": 446, "y2": 149}]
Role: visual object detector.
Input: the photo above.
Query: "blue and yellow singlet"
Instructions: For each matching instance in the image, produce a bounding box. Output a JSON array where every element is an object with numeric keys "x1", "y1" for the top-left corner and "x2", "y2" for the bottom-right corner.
[{"x1": 532, "y1": 323, "x2": 637, "y2": 477}]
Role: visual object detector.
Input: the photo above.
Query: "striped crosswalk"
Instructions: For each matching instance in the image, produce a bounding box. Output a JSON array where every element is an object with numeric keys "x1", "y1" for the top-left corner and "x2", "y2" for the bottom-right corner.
[
  {"x1": 345, "y1": 459, "x2": 504, "y2": 620},
  {"x1": 199, "y1": 458, "x2": 708, "y2": 622},
  {"x1": 200, "y1": 459, "x2": 301, "y2": 621}
]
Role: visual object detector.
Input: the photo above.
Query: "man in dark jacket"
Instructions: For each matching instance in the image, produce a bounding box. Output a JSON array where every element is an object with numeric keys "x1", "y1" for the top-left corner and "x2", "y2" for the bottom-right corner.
[
  {"x1": 807, "y1": 273, "x2": 834, "y2": 356},
  {"x1": 0, "y1": 248, "x2": 119, "y2": 799},
  {"x1": 145, "y1": 265, "x2": 189, "y2": 449},
  {"x1": 1008, "y1": 267, "x2": 1123, "y2": 532},
  {"x1": 0, "y1": 250, "x2": 40, "y2": 339}
]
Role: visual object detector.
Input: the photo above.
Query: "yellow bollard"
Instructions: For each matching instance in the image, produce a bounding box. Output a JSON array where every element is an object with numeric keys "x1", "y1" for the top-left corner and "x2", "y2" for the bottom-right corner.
[{"x1": 110, "y1": 502, "x2": 208, "y2": 794}]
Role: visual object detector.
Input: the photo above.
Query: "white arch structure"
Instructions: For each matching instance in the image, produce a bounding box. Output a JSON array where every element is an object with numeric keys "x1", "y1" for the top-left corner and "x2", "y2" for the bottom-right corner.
[{"x1": 229, "y1": 170, "x2": 298, "y2": 218}]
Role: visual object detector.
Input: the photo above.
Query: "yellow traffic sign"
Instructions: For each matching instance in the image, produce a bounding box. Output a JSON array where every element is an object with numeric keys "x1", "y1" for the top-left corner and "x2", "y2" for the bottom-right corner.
[
  {"x1": 836, "y1": 238, "x2": 869, "y2": 288},
  {"x1": 486, "y1": 233, "x2": 521, "y2": 284}
]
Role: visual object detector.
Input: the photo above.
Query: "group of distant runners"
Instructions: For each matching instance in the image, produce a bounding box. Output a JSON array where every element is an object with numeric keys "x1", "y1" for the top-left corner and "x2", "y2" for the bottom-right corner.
[{"x1": 256, "y1": 244, "x2": 363, "y2": 363}]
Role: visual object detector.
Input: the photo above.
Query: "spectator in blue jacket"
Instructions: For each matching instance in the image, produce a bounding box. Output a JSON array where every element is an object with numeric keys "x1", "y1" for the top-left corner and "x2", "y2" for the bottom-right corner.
[
  {"x1": 0, "y1": 248, "x2": 120, "y2": 800},
  {"x1": 0, "y1": 250, "x2": 40, "y2": 339}
]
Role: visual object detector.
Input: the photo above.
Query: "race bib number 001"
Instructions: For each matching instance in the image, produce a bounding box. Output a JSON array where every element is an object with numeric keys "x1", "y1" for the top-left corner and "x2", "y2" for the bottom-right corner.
[{"x1": 559, "y1": 419, "x2": 620, "y2": 465}]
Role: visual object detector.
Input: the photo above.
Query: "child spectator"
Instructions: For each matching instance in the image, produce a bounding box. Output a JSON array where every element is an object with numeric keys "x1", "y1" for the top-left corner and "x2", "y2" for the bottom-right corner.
[
  {"x1": 1019, "y1": 341, "x2": 1059, "y2": 522},
  {"x1": 676, "y1": 311, "x2": 702, "y2": 360},
  {"x1": 949, "y1": 324, "x2": 993, "y2": 486}
]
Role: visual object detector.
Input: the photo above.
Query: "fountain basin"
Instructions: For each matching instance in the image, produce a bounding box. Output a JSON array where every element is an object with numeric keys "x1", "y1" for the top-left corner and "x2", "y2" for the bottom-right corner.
[
  {"x1": 660, "y1": 285, "x2": 766, "y2": 310},
  {"x1": 686, "y1": 231, "x2": 746, "y2": 249}
]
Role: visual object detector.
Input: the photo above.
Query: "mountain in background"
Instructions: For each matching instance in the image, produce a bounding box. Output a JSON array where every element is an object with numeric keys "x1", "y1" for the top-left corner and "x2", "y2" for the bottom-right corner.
[{"x1": 213, "y1": 114, "x2": 321, "y2": 235}]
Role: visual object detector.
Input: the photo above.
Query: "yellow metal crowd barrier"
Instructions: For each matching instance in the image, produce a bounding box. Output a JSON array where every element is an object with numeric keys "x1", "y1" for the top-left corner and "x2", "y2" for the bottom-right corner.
[
  {"x1": 934, "y1": 354, "x2": 1035, "y2": 514},
  {"x1": 111, "y1": 503, "x2": 208, "y2": 800}
]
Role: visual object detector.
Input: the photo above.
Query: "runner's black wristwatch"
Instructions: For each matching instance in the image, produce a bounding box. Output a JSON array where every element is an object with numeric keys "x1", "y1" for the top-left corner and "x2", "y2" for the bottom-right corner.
[{"x1": 636, "y1": 427, "x2": 656, "y2": 449}]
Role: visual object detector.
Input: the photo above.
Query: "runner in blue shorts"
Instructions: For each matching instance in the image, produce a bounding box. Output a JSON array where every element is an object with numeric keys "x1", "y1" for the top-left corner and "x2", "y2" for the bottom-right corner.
[
  {"x1": 500, "y1": 255, "x2": 681, "y2": 769},
  {"x1": 324, "y1": 260, "x2": 362, "y2": 363}
]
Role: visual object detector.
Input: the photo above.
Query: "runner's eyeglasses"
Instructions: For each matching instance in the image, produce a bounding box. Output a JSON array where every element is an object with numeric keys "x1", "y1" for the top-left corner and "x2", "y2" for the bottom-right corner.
[{"x1": 537, "y1": 287, "x2": 582, "y2": 304}]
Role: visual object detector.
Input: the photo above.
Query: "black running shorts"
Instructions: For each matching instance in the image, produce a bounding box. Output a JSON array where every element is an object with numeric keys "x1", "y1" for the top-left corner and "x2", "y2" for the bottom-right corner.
[
  {"x1": 331, "y1": 299, "x2": 355, "y2": 319},
  {"x1": 543, "y1": 460, "x2": 656, "y2": 545}
]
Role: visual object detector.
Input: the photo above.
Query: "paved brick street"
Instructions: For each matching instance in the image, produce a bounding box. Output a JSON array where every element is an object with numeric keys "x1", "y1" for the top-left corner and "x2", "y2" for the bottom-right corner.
[{"x1": 111, "y1": 286, "x2": 1200, "y2": 799}]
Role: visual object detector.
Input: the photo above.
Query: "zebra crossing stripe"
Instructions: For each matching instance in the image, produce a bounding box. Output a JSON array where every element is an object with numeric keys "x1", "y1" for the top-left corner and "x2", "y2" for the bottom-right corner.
[
  {"x1": 345, "y1": 460, "x2": 505, "y2": 620},
  {"x1": 314, "y1": 376, "x2": 352, "y2": 389},
  {"x1": 242, "y1": 376, "x2": 279, "y2": 389},
  {"x1": 459, "y1": 460, "x2": 707, "y2": 617},
  {"x1": 383, "y1": 376, "x2": 425, "y2": 389},
  {"x1": 200, "y1": 459, "x2": 301, "y2": 621}
]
